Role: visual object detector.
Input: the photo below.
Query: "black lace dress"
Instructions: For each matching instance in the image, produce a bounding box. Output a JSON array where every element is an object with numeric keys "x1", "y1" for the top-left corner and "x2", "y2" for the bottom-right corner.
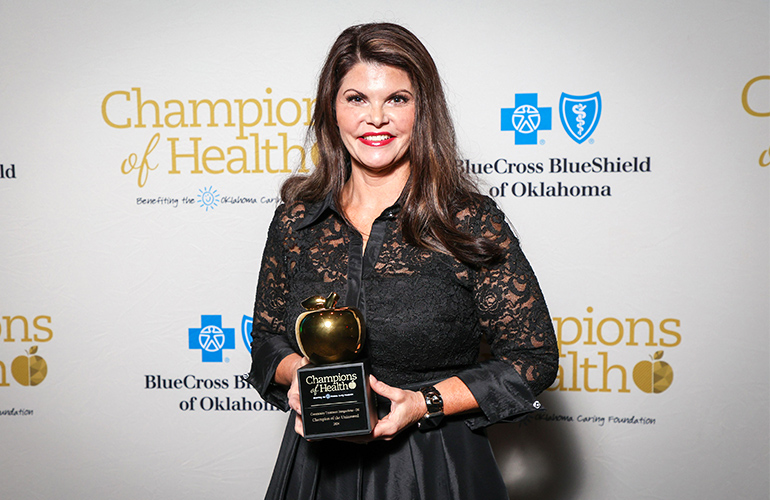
[{"x1": 247, "y1": 194, "x2": 558, "y2": 500}]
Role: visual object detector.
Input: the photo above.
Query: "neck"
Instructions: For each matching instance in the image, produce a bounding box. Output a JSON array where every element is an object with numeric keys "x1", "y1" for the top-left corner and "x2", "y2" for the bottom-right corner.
[
  {"x1": 342, "y1": 163, "x2": 410, "y2": 214},
  {"x1": 340, "y1": 163, "x2": 409, "y2": 246}
]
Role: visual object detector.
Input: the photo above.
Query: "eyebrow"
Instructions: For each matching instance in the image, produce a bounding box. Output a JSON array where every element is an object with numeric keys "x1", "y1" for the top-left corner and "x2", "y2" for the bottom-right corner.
[{"x1": 340, "y1": 88, "x2": 414, "y2": 96}]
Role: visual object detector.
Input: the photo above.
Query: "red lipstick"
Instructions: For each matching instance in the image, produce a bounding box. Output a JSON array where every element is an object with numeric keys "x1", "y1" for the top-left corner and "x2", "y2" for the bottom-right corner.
[{"x1": 358, "y1": 133, "x2": 395, "y2": 147}]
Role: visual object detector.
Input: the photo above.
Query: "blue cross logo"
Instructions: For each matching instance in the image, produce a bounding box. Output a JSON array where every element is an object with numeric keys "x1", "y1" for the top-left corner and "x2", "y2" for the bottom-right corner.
[
  {"x1": 189, "y1": 315, "x2": 235, "y2": 362},
  {"x1": 501, "y1": 93, "x2": 552, "y2": 145}
]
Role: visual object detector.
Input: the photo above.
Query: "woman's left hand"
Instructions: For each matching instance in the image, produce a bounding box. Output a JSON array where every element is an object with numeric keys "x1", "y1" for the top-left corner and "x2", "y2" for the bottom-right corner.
[{"x1": 340, "y1": 375, "x2": 426, "y2": 443}]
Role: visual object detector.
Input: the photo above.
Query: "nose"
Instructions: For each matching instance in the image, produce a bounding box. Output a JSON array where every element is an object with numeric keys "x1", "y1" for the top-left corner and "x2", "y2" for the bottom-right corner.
[{"x1": 367, "y1": 105, "x2": 389, "y2": 127}]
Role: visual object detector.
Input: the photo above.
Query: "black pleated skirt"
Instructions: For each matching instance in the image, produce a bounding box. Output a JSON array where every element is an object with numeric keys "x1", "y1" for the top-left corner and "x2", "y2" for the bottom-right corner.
[{"x1": 263, "y1": 409, "x2": 509, "y2": 500}]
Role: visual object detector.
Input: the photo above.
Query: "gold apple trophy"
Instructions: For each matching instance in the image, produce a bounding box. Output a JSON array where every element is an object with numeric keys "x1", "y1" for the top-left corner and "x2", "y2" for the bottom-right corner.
[{"x1": 295, "y1": 292, "x2": 377, "y2": 439}]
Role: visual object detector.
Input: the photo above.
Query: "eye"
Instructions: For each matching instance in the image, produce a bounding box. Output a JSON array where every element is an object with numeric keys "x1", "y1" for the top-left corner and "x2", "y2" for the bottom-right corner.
[
  {"x1": 390, "y1": 94, "x2": 411, "y2": 104},
  {"x1": 345, "y1": 94, "x2": 365, "y2": 103}
]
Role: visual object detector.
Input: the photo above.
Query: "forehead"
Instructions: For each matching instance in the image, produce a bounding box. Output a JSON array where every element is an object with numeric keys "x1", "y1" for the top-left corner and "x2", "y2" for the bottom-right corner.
[{"x1": 338, "y1": 62, "x2": 413, "y2": 92}]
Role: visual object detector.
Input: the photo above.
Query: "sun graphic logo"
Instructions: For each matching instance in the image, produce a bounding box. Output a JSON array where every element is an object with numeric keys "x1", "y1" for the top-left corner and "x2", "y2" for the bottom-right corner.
[
  {"x1": 11, "y1": 346, "x2": 48, "y2": 386},
  {"x1": 189, "y1": 315, "x2": 235, "y2": 362},
  {"x1": 197, "y1": 186, "x2": 219, "y2": 211},
  {"x1": 633, "y1": 350, "x2": 674, "y2": 393}
]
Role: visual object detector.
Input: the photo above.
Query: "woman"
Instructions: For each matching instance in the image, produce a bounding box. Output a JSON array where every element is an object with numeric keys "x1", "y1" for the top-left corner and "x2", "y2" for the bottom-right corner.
[{"x1": 248, "y1": 22, "x2": 558, "y2": 500}]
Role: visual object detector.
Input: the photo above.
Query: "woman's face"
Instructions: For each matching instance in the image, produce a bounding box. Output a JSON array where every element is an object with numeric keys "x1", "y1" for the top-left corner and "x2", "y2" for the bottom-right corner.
[{"x1": 335, "y1": 62, "x2": 415, "y2": 175}]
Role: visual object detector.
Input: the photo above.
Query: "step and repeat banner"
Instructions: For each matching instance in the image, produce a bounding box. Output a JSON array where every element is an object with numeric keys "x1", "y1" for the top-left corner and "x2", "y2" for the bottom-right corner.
[{"x1": 1, "y1": 1, "x2": 768, "y2": 499}]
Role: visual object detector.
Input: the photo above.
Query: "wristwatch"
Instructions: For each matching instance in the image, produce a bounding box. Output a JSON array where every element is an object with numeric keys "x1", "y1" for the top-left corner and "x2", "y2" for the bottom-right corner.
[{"x1": 417, "y1": 385, "x2": 444, "y2": 430}]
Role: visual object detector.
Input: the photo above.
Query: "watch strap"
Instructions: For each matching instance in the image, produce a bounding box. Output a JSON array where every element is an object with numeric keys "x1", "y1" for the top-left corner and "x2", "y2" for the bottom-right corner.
[{"x1": 417, "y1": 385, "x2": 444, "y2": 430}]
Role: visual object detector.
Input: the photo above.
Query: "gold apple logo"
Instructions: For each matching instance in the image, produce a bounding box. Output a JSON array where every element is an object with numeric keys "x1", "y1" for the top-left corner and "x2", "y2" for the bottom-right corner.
[
  {"x1": 11, "y1": 346, "x2": 48, "y2": 386},
  {"x1": 633, "y1": 350, "x2": 673, "y2": 393}
]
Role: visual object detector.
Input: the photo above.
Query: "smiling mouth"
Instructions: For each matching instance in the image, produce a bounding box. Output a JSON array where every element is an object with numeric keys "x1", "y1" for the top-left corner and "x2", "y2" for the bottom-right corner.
[{"x1": 359, "y1": 134, "x2": 395, "y2": 146}]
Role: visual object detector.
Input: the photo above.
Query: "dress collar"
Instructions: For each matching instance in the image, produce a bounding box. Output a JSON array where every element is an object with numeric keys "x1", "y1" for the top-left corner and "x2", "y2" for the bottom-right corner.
[
  {"x1": 296, "y1": 192, "x2": 402, "y2": 231},
  {"x1": 295, "y1": 193, "x2": 335, "y2": 230}
]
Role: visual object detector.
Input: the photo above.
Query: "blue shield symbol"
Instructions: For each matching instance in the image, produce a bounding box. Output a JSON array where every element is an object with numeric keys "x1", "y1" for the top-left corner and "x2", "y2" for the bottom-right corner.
[
  {"x1": 559, "y1": 92, "x2": 601, "y2": 144},
  {"x1": 241, "y1": 315, "x2": 253, "y2": 353}
]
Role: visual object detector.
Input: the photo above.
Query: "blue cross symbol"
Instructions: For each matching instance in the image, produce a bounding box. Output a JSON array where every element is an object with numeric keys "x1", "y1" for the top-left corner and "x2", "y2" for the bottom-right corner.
[
  {"x1": 189, "y1": 315, "x2": 235, "y2": 362},
  {"x1": 501, "y1": 93, "x2": 552, "y2": 145}
]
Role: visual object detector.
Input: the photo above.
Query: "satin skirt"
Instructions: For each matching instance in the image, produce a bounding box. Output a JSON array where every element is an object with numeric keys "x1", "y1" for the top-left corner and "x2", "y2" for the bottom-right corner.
[{"x1": 263, "y1": 410, "x2": 510, "y2": 500}]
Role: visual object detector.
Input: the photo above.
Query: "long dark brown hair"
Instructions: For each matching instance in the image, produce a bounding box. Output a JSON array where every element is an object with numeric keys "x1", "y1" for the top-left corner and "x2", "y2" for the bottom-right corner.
[{"x1": 281, "y1": 22, "x2": 502, "y2": 267}]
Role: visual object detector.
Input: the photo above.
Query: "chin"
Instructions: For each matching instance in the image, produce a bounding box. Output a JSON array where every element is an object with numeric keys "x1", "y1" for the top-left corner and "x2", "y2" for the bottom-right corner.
[{"x1": 352, "y1": 154, "x2": 410, "y2": 173}]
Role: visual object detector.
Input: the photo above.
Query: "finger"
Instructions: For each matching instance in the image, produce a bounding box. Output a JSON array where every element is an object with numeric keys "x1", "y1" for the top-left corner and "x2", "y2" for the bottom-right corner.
[
  {"x1": 288, "y1": 386, "x2": 301, "y2": 411},
  {"x1": 369, "y1": 377, "x2": 403, "y2": 400},
  {"x1": 371, "y1": 417, "x2": 401, "y2": 441},
  {"x1": 294, "y1": 412, "x2": 305, "y2": 437}
]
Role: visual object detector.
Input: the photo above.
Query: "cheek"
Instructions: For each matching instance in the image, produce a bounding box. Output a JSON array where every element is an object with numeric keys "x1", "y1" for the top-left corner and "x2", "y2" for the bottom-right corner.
[
  {"x1": 399, "y1": 108, "x2": 416, "y2": 132},
  {"x1": 335, "y1": 109, "x2": 358, "y2": 136},
  {"x1": 401, "y1": 113, "x2": 415, "y2": 142}
]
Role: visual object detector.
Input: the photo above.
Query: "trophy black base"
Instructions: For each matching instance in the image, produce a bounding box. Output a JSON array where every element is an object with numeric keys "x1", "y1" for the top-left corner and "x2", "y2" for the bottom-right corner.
[{"x1": 297, "y1": 359, "x2": 377, "y2": 440}]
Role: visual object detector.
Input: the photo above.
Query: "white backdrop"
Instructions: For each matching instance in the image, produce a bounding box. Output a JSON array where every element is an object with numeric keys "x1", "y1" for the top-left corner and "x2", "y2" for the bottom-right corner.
[{"x1": 1, "y1": 1, "x2": 768, "y2": 499}]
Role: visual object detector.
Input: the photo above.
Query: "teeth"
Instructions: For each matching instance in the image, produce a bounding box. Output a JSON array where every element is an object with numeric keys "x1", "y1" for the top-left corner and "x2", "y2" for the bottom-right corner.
[{"x1": 364, "y1": 134, "x2": 391, "y2": 141}]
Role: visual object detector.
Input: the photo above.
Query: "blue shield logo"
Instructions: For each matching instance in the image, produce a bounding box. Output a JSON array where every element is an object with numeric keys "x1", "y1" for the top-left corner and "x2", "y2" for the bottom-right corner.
[
  {"x1": 559, "y1": 92, "x2": 601, "y2": 144},
  {"x1": 241, "y1": 315, "x2": 253, "y2": 353}
]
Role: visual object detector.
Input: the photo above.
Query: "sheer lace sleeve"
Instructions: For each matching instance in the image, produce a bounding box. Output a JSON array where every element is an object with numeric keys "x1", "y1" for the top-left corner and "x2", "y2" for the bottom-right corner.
[
  {"x1": 455, "y1": 198, "x2": 559, "y2": 429},
  {"x1": 246, "y1": 204, "x2": 297, "y2": 411}
]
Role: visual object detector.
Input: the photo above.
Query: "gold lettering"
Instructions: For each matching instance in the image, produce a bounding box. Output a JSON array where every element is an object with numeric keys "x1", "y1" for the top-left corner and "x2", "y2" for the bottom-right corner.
[
  {"x1": 583, "y1": 306, "x2": 596, "y2": 345},
  {"x1": 164, "y1": 100, "x2": 187, "y2": 128},
  {"x1": 3, "y1": 316, "x2": 30, "y2": 342},
  {"x1": 596, "y1": 317, "x2": 623, "y2": 346},
  {"x1": 168, "y1": 137, "x2": 202, "y2": 174},
  {"x1": 262, "y1": 138, "x2": 279, "y2": 173},
  {"x1": 263, "y1": 88, "x2": 276, "y2": 126},
  {"x1": 303, "y1": 98, "x2": 315, "y2": 126},
  {"x1": 250, "y1": 133, "x2": 263, "y2": 173},
  {"x1": 188, "y1": 99, "x2": 236, "y2": 128},
  {"x1": 658, "y1": 319, "x2": 682, "y2": 347},
  {"x1": 760, "y1": 146, "x2": 770, "y2": 167},
  {"x1": 626, "y1": 317, "x2": 655, "y2": 346},
  {"x1": 276, "y1": 98, "x2": 302, "y2": 126},
  {"x1": 121, "y1": 133, "x2": 160, "y2": 187},
  {"x1": 0, "y1": 361, "x2": 9, "y2": 387},
  {"x1": 102, "y1": 90, "x2": 131, "y2": 128},
  {"x1": 202, "y1": 146, "x2": 225, "y2": 174},
  {"x1": 133, "y1": 87, "x2": 162, "y2": 128},
  {"x1": 599, "y1": 352, "x2": 630, "y2": 393},
  {"x1": 742, "y1": 75, "x2": 770, "y2": 117},
  {"x1": 235, "y1": 99, "x2": 262, "y2": 139},
  {"x1": 33, "y1": 316, "x2": 53, "y2": 342},
  {"x1": 580, "y1": 356, "x2": 599, "y2": 392},
  {"x1": 567, "y1": 351, "x2": 579, "y2": 391},
  {"x1": 553, "y1": 317, "x2": 581, "y2": 346},
  {"x1": 279, "y1": 132, "x2": 302, "y2": 173},
  {"x1": 226, "y1": 146, "x2": 248, "y2": 173}
]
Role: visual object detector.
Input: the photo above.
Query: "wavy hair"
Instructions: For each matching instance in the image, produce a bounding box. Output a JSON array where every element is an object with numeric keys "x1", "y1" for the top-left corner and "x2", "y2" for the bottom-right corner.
[{"x1": 281, "y1": 22, "x2": 502, "y2": 267}]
